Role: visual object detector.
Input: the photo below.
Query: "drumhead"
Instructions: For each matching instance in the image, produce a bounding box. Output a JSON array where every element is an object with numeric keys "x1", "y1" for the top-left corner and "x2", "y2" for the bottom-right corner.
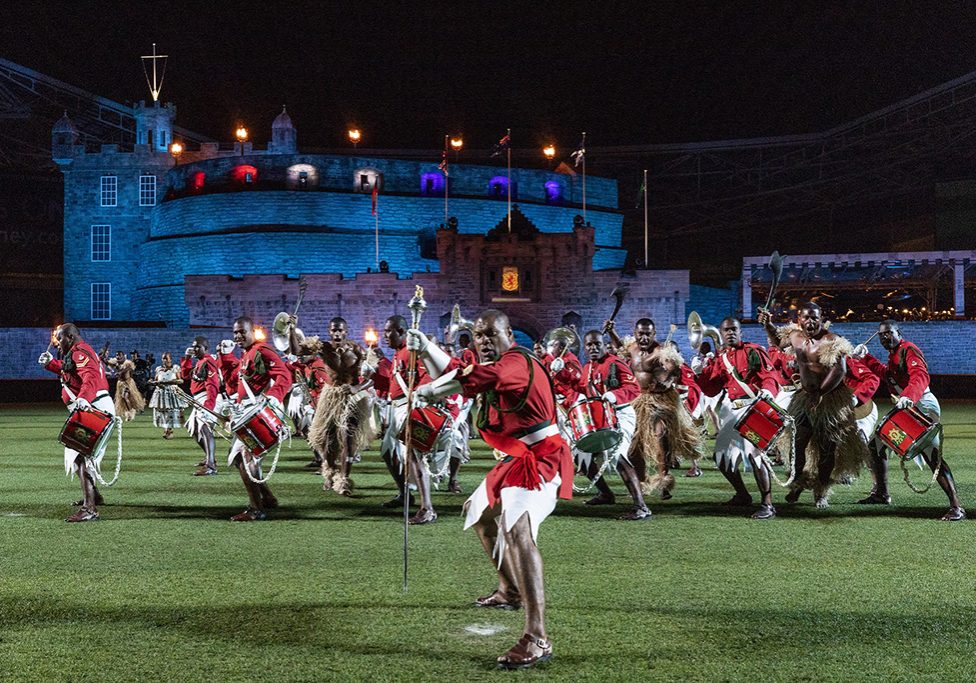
[{"x1": 576, "y1": 429, "x2": 622, "y2": 455}]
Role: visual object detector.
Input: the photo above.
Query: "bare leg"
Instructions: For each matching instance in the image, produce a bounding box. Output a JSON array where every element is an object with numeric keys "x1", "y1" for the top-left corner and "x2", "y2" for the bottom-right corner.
[
  {"x1": 498, "y1": 513, "x2": 551, "y2": 663},
  {"x1": 408, "y1": 453, "x2": 436, "y2": 524},
  {"x1": 718, "y1": 461, "x2": 753, "y2": 505},
  {"x1": 787, "y1": 416, "x2": 813, "y2": 503},
  {"x1": 858, "y1": 441, "x2": 891, "y2": 503},
  {"x1": 616, "y1": 459, "x2": 651, "y2": 519},
  {"x1": 748, "y1": 454, "x2": 776, "y2": 519},
  {"x1": 472, "y1": 505, "x2": 520, "y2": 604},
  {"x1": 448, "y1": 456, "x2": 462, "y2": 493},
  {"x1": 380, "y1": 448, "x2": 410, "y2": 507},
  {"x1": 235, "y1": 455, "x2": 264, "y2": 510},
  {"x1": 926, "y1": 448, "x2": 965, "y2": 519}
]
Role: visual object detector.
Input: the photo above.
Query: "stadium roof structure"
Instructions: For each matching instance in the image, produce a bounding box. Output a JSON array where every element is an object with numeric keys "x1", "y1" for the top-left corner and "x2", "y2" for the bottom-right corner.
[
  {"x1": 742, "y1": 250, "x2": 976, "y2": 322},
  {"x1": 0, "y1": 57, "x2": 210, "y2": 168}
]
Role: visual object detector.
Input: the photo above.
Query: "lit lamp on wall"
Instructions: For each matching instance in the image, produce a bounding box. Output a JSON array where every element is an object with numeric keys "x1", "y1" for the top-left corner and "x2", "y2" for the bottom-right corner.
[
  {"x1": 348, "y1": 128, "x2": 361, "y2": 149},
  {"x1": 169, "y1": 141, "x2": 183, "y2": 166},
  {"x1": 543, "y1": 144, "x2": 556, "y2": 169},
  {"x1": 235, "y1": 125, "x2": 248, "y2": 156},
  {"x1": 450, "y1": 136, "x2": 463, "y2": 161}
]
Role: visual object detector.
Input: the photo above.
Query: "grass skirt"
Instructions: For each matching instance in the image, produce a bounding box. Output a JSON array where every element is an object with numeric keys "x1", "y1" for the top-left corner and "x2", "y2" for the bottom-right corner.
[
  {"x1": 308, "y1": 385, "x2": 373, "y2": 468},
  {"x1": 630, "y1": 390, "x2": 704, "y2": 496}
]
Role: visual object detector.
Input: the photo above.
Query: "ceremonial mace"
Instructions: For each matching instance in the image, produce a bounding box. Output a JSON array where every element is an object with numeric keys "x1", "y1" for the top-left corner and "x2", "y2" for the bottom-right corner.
[{"x1": 403, "y1": 285, "x2": 427, "y2": 592}]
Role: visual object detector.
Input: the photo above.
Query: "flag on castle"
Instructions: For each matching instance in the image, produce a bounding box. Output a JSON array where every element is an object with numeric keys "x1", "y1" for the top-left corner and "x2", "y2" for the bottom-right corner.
[
  {"x1": 371, "y1": 182, "x2": 379, "y2": 216},
  {"x1": 490, "y1": 132, "x2": 511, "y2": 158}
]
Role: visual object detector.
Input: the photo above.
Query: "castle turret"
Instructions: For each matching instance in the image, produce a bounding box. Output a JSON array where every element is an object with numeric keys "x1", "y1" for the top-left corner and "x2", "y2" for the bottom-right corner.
[
  {"x1": 135, "y1": 100, "x2": 176, "y2": 152},
  {"x1": 270, "y1": 105, "x2": 297, "y2": 154},
  {"x1": 51, "y1": 111, "x2": 79, "y2": 165}
]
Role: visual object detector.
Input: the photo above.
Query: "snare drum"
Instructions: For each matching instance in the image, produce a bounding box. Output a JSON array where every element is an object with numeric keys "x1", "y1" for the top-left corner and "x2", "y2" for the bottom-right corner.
[
  {"x1": 874, "y1": 405, "x2": 940, "y2": 459},
  {"x1": 733, "y1": 396, "x2": 788, "y2": 452},
  {"x1": 59, "y1": 407, "x2": 115, "y2": 458},
  {"x1": 230, "y1": 402, "x2": 287, "y2": 456},
  {"x1": 568, "y1": 397, "x2": 621, "y2": 454},
  {"x1": 399, "y1": 405, "x2": 452, "y2": 454}
]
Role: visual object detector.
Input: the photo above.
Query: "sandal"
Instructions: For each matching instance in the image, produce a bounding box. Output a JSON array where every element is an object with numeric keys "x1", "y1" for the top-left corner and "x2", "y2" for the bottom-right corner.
[{"x1": 497, "y1": 634, "x2": 553, "y2": 669}]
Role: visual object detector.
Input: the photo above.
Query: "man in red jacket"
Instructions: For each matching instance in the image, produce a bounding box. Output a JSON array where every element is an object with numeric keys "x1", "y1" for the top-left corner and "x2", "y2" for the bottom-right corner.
[
  {"x1": 410, "y1": 309, "x2": 572, "y2": 669},
  {"x1": 853, "y1": 320, "x2": 965, "y2": 520},
  {"x1": 40, "y1": 323, "x2": 116, "y2": 522},
  {"x1": 694, "y1": 317, "x2": 781, "y2": 519},
  {"x1": 226, "y1": 316, "x2": 292, "y2": 521},
  {"x1": 181, "y1": 336, "x2": 221, "y2": 476}
]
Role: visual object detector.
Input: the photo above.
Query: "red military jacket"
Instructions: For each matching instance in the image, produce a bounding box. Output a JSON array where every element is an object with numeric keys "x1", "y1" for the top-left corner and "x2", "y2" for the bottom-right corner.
[
  {"x1": 696, "y1": 342, "x2": 779, "y2": 400},
  {"x1": 458, "y1": 347, "x2": 478, "y2": 368},
  {"x1": 235, "y1": 342, "x2": 292, "y2": 403},
  {"x1": 767, "y1": 345, "x2": 795, "y2": 387},
  {"x1": 303, "y1": 356, "x2": 330, "y2": 403},
  {"x1": 44, "y1": 340, "x2": 109, "y2": 405},
  {"x1": 678, "y1": 363, "x2": 703, "y2": 414},
  {"x1": 372, "y1": 357, "x2": 393, "y2": 399},
  {"x1": 388, "y1": 345, "x2": 431, "y2": 401},
  {"x1": 544, "y1": 351, "x2": 583, "y2": 399},
  {"x1": 845, "y1": 356, "x2": 880, "y2": 406},
  {"x1": 180, "y1": 355, "x2": 220, "y2": 410},
  {"x1": 218, "y1": 351, "x2": 240, "y2": 396},
  {"x1": 456, "y1": 346, "x2": 573, "y2": 502},
  {"x1": 575, "y1": 353, "x2": 641, "y2": 406},
  {"x1": 862, "y1": 340, "x2": 929, "y2": 403}
]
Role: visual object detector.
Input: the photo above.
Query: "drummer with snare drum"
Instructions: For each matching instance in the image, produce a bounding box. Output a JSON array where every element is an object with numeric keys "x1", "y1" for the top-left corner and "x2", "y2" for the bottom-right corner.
[
  {"x1": 39, "y1": 323, "x2": 117, "y2": 523},
  {"x1": 853, "y1": 320, "x2": 965, "y2": 521},
  {"x1": 693, "y1": 316, "x2": 782, "y2": 519},
  {"x1": 226, "y1": 315, "x2": 292, "y2": 522},
  {"x1": 565, "y1": 330, "x2": 646, "y2": 519}
]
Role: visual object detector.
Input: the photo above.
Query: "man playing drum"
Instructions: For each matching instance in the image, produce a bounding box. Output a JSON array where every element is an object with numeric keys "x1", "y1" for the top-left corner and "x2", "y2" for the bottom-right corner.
[
  {"x1": 759, "y1": 303, "x2": 868, "y2": 508},
  {"x1": 409, "y1": 309, "x2": 573, "y2": 669},
  {"x1": 853, "y1": 320, "x2": 965, "y2": 521},
  {"x1": 567, "y1": 330, "x2": 650, "y2": 518},
  {"x1": 181, "y1": 336, "x2": 222, "y2": 476},
  {"x1": 693, "y1": 317, "x2": 781, "y2": 519},
  {"x1": 226, "y1": 316, "x2": 292, "y2": 521},
  {"x1": 376, "y1": 314, "x2": 441, "y2": 524},
  {"x1": 40, "y1": 323, "x2": 117, "y2": 522}
]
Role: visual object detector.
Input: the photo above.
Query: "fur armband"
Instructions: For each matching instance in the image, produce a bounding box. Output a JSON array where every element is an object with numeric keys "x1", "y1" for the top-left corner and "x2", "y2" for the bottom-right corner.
[
  {"x1": 776, "y1": 323, "x2": 802, "y2": 343},
  {"x1": 818, "y1": 336, "x2": 853, "y2": 367}
]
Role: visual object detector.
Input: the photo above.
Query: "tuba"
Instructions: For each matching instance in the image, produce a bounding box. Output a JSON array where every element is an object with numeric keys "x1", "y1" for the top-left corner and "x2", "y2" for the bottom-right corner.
[
  {"x1": 542, "y1": 326, "x2": 581, "y2": 358},
  {"x1": 445, "y1": 304, "x2": 475, "y2": 345},
  {"x1": 687, "y1": 311, "x2": 721, "y2": 351}
]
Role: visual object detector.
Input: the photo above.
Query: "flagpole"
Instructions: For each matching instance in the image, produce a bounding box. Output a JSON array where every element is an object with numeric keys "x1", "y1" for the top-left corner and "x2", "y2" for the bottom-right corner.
[
  {"x1": 581, "y1": 131, "x2": 587, "y2": 225},
  {"x1": 443, "y1": 135, "x2": 449, "y2": 225},
  {"x1": 375, "y1": 213, "x2": 380, "y2": 269},
  {"x1": 506, "y1": 128, "x2": 512, "y2": 233},
  {"x1": 643, "y1": 168, "x2": 649, "y2": 268}
]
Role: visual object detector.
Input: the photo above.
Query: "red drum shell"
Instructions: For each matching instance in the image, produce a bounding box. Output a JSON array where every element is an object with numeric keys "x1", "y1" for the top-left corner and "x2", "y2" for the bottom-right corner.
[
  {"x1": 231, "y1": 403, "x2": 286, "y2": 456},
  {"x1": 875, "y1": 406, "x2": 939, "y2": 459},
  {"x1": 733, "y1": 397, "x2": 787, "y2": 452},
  {"x1": 568, "y1": 397, "x2": 621, "y2": 454},
  {"x1": 59, "y1": 407, "x2": 115, "y2": 457},
  {"x1": 399, "y1": 405, "x2": 451, "y2": 454}
]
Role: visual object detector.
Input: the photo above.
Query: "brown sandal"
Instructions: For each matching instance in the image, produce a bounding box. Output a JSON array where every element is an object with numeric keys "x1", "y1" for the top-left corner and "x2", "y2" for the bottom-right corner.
[
  {"x1": 497, "y1": 634, "x2": 553, "y2": 669},
  {"x1": 475, "y1": 590, "x2": 521, "y2": 610}
]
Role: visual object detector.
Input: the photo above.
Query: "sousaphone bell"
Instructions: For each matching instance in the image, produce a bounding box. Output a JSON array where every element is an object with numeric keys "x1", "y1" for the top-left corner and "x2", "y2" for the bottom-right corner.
[{"x1": 687, "y1": 311, "x2": 721, "y2": 351}]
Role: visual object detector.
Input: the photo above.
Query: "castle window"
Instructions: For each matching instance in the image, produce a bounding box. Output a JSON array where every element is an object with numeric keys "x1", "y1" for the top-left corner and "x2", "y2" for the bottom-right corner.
[
  {"x1": 231, "y1": 165, "x2": 258, "y2": 186},
  {"x1": 489, "y1": 176, "x2": 515, "y2": 199},
  {"x1": 287, "y1": 164, "x2": 318, "y2": 190},
  {"x1": 100, "y1": 176, "x2": 117, "y2": 207},
  {"x1": 544, "y1": 180, "x2": 562, "y2": 205},
  {"x1": 139, "y1": 175, "x2": 157, "y2": 206},
  {"x1": 420, "y1": 172, "x2": 444, "y2": 196},
  {"x1": 189, "y1": 171, "x2": 206, "y2": 192},
  {"x1": 354, "y1": 167, "x2": 383, "y2": 193},
  {"x1": 90, "y1": 225, "x2": 111, "y2": 262},
  {"x1": 91, "y1": 283, "x2": 111, "y2": 320}
]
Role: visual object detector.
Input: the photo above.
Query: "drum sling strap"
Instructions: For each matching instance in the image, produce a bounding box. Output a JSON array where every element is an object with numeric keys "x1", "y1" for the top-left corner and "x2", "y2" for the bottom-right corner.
[{"x1": 62, "y1": 382, "x2": 124, "y2": 487}]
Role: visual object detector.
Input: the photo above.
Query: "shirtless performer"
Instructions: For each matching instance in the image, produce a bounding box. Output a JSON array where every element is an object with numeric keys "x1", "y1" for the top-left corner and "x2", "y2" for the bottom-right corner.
[
  {"x1": 293, "y1": 316, "x2": 372, "y2": 497},
  {"x1": 759, "y1": 303, "x2": 867, "y2": 507},
  {"x1": 409, "y1": 309, "x2": 573, "y2": 669}
]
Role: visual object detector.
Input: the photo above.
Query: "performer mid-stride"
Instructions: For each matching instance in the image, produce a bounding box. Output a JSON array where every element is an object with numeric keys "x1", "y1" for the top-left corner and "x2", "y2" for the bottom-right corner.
[
  {"x1": 40, "y1": 323, "x2": 117, "y2": 522},
  {"x1": 409, "y1": 309, "x2": 573, "y2": 669}
]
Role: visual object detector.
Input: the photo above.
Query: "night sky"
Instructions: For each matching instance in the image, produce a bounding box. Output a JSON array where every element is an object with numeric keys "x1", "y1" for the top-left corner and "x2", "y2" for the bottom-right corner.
[{"x1": 6, "y1": 2, "x2": 976, "y2": 152}]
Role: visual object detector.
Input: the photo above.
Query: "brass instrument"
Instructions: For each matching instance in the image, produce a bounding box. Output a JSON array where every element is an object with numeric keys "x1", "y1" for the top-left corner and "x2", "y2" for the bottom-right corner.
[
  {"x1": 445, "y1": 303, "x2": 475, "y2": 345},
  {"x1": 271, "y1": 276, "x2": 309, "y2": 352},
  {"x1": 543, "y1": 326, "x2": 581, "y2": 358},
  {"x1": 687, "y1": 311, "x2": 721, "y2": 351}
]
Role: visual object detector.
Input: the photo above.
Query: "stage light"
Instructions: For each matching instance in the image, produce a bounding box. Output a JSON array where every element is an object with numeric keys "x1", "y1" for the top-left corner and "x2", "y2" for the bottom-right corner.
[
  {"x1": 254, "y1": 327, "x2": 266, "y2": 341},
  {"x1": 364, "y1": 328, "x2": 378, "y2": 346}
]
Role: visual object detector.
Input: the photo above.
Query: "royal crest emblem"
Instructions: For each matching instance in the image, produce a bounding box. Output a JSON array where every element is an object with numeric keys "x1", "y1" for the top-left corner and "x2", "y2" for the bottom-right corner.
[{"x1": 886, "y1": 426, "x2": 907, "y2": 447}]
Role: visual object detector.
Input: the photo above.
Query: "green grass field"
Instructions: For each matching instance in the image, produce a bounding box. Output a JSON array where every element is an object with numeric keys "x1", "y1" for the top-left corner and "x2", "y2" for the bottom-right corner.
[{"x1": 2, "y1": 403, "x2": 976, "y2": 682}]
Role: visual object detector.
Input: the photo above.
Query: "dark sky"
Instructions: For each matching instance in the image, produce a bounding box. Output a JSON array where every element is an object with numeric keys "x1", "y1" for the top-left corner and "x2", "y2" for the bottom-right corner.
[{"x1": 6, "y1": 1, "x2": 976, "y2": 151}]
